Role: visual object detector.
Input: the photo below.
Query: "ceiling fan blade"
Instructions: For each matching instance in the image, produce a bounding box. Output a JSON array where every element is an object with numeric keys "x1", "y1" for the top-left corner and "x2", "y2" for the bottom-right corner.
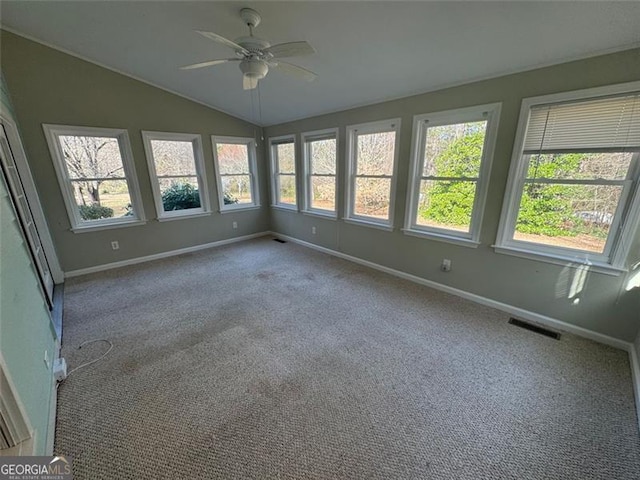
[
  {"x1": 196, "y1": 30, "x2": 248, "y2": 55},
  {"x1": 180, "y1": 58, "x2": 239, "y2": 70},
  {"x1": 270, "y1": 61, "x2": 317, "y2": 82},
  {"x1": 266, "y1": 41, "x2": 315, "y2": 58},
  {"x1": 243, "y1": 75, "x2": 258, "y2": 90}
]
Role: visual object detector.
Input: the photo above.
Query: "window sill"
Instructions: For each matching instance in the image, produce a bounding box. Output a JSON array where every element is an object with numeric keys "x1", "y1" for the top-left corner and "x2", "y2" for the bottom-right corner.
[
  {"x1": 157, "y1": 211, "x2": 211, "y2": 222},
  {"x1": 343, "y1": 217, "x2": 394, "y2": 232},
  {"x1": 71, "y1": 219, "x2": 147, "y2": 233},
  {"x1": 492, "y1": 244, "x2": 626, "y2": 277},
  {"x1": 402, "y1": 228, "x2": 480, "y2": 248},
  {"x1": 271, "y1": 204, "x2": 298, "y2": 212},
  {"x1": 302, "y1": 210, "x2": 337, "y2": 220},
  {"x1": 219, "y1": 205, "x2": 261, "y2": 214}
]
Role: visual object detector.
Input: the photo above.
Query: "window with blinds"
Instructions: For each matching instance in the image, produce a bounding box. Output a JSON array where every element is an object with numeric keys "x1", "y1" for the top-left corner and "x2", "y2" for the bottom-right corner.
[
  {"x1": 523, "y1": 94, "x2": 640, "y2": 154},
  {"x1": 497, "y1": 85, "x2": 640, "y2": 269}
]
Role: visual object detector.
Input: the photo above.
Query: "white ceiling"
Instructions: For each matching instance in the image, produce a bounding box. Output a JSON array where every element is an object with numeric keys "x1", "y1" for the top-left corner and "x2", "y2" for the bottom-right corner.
[{"x1": 2, "y1": 1, "x2": 639, "y2": 126}]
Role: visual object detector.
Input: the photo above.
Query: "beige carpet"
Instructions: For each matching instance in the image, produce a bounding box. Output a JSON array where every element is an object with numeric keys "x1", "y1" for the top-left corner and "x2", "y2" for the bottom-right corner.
[{"x1": 55, "y1": 236, "x2": 640, "y2": 479}]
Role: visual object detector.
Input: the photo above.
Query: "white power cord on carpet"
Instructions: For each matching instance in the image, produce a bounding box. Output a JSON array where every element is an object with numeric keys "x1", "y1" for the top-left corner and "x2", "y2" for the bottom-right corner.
[{"x1": 65, "y1": 339, "x2": 114, "y2": 377}]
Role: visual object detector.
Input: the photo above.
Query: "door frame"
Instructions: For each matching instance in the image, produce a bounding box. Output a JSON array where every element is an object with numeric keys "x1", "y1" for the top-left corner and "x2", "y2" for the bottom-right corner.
[{"x1": 0, "y1": 110, "x2": 63, "y2": 284}]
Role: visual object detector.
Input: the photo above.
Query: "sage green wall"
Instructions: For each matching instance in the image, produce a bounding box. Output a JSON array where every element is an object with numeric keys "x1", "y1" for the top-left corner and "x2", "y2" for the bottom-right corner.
[
  {"x1": 0, "y1": 31, "x2": 269, "y2": 272},
  {"x1": 1, "y1": 172, "x2": 56, "y2": 455},
  {"x1": 265, "y1": 48, "x2": 640, "y2": 342}
]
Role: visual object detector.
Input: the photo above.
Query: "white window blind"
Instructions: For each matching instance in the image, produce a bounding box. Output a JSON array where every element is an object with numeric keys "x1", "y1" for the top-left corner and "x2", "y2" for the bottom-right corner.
[{"x1": 523, "y1": 93, "x2": 640, "y2": 153}]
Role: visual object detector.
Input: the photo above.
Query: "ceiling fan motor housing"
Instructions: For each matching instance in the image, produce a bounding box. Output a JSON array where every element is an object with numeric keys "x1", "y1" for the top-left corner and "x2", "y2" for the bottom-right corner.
[
  {"x1": 234, "y1": 36, "x2": 271, "y2": 59},
  {"x1": 240, "y1": 59, "x2": 268, "y2": 80}
]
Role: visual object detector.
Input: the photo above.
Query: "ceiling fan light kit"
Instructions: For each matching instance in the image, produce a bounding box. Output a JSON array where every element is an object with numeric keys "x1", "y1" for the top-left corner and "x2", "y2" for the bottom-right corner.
[{"x1": 181, "y1": 7, "x2": 317, "y2": 90}]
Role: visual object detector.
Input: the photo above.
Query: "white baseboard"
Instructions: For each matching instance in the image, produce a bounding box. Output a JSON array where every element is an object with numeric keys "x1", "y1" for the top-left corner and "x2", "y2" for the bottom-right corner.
[
  {"x1": 65, "y1": 231, "x2": 270, "y2": 278},
  {"x1": 45, "y1": 340, "x2": 61, "y2": 455},
  {"x1": 630, "y1": 345, "x2": 640, "y2": 430},
  {"x1": 270, "y1": 231, "x2": 632, "y2": 352},
  {"x1": 271, "y1": 231, "x2": 640, "y2": 430},
  {"x1": 45, "y1": 377, "x2": 57, "y2": 455},
  {"x1": 61, "y1": 229, "x2": 640, "y2": 432}
]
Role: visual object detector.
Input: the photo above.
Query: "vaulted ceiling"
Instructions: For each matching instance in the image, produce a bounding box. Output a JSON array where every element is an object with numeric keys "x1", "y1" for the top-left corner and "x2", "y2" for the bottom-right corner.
[{"x1": 2, "y1": 1, "x2": 639, "y2": 126}]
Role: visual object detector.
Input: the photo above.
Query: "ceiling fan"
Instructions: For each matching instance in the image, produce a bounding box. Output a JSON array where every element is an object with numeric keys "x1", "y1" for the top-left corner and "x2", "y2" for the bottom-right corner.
[{"x1": 181, "y1": 8, "x2": 317, "y2": 90}]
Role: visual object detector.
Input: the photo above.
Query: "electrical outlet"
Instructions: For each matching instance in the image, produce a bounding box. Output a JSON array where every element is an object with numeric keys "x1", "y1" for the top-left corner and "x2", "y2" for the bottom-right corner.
[
  {"x1": 232, "y1": 221, "x2": 238, "y2": 229},
  {"x1": 111, "y1": 241, "x2": 119, "y2": 250},
  {"x1": 312, "y1": 226, "x2": 317, "y2": 235},
  {"x1": 441, "y1": 259, "x2": 451, "y2": 272}
]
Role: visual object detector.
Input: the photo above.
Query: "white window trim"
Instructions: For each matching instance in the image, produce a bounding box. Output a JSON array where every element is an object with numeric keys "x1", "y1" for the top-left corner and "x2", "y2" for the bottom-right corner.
[
  {"x1": 43, "y1": 124, "x2": 146, "y2": 232},
  {"x1": 345, "y1": 118, "x2": 401, "y2": 229},
  {"x1": 403, "y1": 103, "x2": 501, "y2": 246},
  {"x1": 268, "y1": 134, "x2": 298, "y2": 210},
  {"x1": 301, "y1": 127, "x2": 338, "y2": 218},
  {"x1": 211, "y1": 135, "x2": 260, "y2": 213},
  {"x1": 141, "y1": 131, "x2": 210, "y2": 221},
  {"x1": 495, "y1": 81, "x2": 640, "y2": 273}
]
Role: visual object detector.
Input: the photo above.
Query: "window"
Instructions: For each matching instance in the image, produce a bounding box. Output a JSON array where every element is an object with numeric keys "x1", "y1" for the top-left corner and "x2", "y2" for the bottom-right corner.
[
  {"x1": 269, "y1": 135, "x2": 297, "y2": 209},
  {"x1": 211, "y1": 136, "x2": 259, "y2": 211},
  {"x1": 302, "y1": 128, "x2": 338, "y2": 216},
  {"x1": 404, "y1": 104, "x2": 501, "y2": 245},
  {"x1": 345, "y1": 119, "x2": 400, "y2": 228},
  {"x1": 43, "y1": 124, "x2": 145, "y2": 231},
  {"x1": 142, "y1": 131, "x2": 210, "y2": 220},
  {"x1": 496, "y1": 82, "x2": 640, "y2": 272}
]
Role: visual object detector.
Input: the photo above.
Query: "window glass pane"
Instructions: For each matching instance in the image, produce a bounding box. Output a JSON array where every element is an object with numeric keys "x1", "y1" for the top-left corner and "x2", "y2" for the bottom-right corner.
[
  {"x1": 59, "y1": 135, "x2": 124, "y2": 179},
  {"x1": 514, "y1": 183, "x2": 623, "y2": 253},
  {"x1": 356, "y1": 131, "x2": 396, "y2": 176},
  {"x1": 149, "y1": 140, "x2": 197, "y2": 176},
  {"x1": 217, "y1": 143, "x2": 250, "y2": 175},
  {"x1": 310, "y1": 175, "x2": 335, "y2": 211},
  {"x1": 71, "y1": 179, "x2": 133, "y2": 220},
  {"x1": 525, "y1": 152, "x2": 633, "y2": 181},
  {"x1": 310, "y1": 138, "x2": 336, "y2": 174},
  {"x1": 278, "y1": 174, "x2": 296, "y2": 204},
  {"x1": 423, "y1": 121, "x2": 486, "y2": 177},
  {"x1": 354, "y1": 177, "x2": 390, "y2": 219},
  {"x1": 276, "y1": 143, "x2": 295, "y2": 173},
  {"x1": 221, "y1": 175, "x2": 253, "y2": 205},
  {"x1": 416, "y1": 179, "x2": 476, "y2": 232},
  {"x1": 157, "y1": 177, "x2": 201, "y2": 211}
]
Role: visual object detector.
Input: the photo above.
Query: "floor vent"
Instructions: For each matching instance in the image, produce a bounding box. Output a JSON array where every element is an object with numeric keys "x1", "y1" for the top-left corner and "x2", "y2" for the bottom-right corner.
[
  {"x1": 508, "y1": 318, "x2": 560, "y2": 340},
  {"x1": 273, "y1": 238, "x2": 287, "y2": 243}
]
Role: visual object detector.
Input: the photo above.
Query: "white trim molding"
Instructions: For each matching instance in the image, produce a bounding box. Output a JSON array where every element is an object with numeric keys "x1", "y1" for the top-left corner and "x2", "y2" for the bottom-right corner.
[
  {"x1": 0, "y1": 113, "x2": 63, "y2": 283},
  {"x1": 301, "y1": 127, "x2": 339, "y2": 217},
  {"x1": 141, "y1": 130, "x2": 211, "y2": 220},
  {"x1": 345, "y1": 118, "x2": 401, "y2": 229},
  {"x1": 404, "y1": 103, "x2": 501, "y2": 244},
  {"x1": 630, "y1": 345, "x2": 640, "y2": 433},
  {"x1": 0, "y1": 354, "x2": 33, "y2": 453},
  {"x1": 495, "y1": 81, "x2": 640, "y2": 271},
  {"x1": 269, "y1": 231, "x2": 631, "y2": 351},
  {"x1": 268, "y1": 134, "x2": 298, "y2": 210},
  {"x1": 211, "y1": 135, "x2": 260, "y2": 212},
  {"x1": 270, "y1": 230, "x2": 640, "y2": 431},
  {"x1": 64, "y1": 231, "x2": 270, "y2": 278},
  {"x1": 43, "y1": 124, "x2": 146, "y2": 231}
]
